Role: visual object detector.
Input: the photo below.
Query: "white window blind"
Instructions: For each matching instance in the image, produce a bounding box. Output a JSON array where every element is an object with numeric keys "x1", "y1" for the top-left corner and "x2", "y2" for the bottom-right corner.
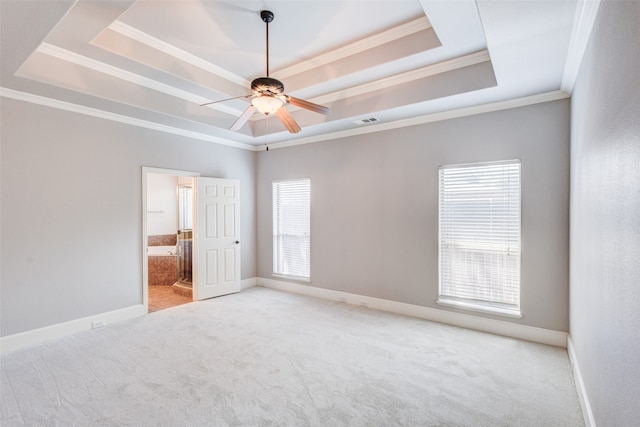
[
  {"x1": 438, "y1": 160, "x2": 521, "y2": 315},
  {"x1": 177, "y1": 185, "x2": 193, "y2": 231},
  {"x1": 273, "y1": 179, "x2": 311, "y2": 279}
]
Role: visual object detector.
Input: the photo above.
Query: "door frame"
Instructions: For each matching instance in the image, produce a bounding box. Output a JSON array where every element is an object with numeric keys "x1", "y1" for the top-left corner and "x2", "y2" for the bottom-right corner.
[{"x1": 141, "y1": 167, "x2": 200, "y2": 312}]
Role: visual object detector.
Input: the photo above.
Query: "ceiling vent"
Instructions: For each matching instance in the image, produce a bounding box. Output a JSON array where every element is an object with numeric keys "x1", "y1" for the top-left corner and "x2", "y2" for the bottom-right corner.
[{"x1": 354, "y1": 117, "x2": 380, "y2": 125}]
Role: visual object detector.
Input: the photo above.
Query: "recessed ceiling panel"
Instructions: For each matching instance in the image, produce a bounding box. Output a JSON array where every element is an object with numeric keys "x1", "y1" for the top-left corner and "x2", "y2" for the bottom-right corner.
[
  {"x1": 115, "y1": 0, "x2": 427, "y2": 78},
  {"x1": 1, "y1": 0, "x2": 580, "y2": 147}
]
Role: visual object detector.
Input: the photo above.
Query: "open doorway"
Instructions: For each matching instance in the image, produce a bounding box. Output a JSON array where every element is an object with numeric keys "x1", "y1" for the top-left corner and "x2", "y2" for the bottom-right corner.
[
  {"x1": 142, "y1": 168, "x2": 242, "y2": 313},
  {"x1": 143, "y1": 168, "x2": 199, "y2": 312}
]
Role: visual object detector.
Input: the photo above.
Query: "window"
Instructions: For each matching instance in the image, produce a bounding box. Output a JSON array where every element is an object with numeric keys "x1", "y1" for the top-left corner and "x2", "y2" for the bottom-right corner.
[
  {"x1": 273, "y1": 179, "x2": 311, "y2": 280},
  {"x1": 177, "y1": 185, "x2": 193, "y2": 231},
  {"x1": 438, "y1": 160, "x2": 521, "y2": 317}
]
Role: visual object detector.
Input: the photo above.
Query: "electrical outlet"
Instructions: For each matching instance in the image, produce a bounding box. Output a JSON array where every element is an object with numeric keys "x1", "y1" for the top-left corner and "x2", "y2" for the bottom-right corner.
[
  {"x1": 360, "y1": 301, "x2": 368, "y2": 308},
  {"x1": 339, "y1": 297, "x2": 347, "y2": 303},
  {"x1": 92, "y1": 320, "x2": 105, "y2": 329}
]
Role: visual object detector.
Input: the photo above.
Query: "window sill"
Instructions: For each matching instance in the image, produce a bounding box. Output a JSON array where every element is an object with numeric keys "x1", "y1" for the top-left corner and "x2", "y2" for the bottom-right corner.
[
  {"x1": 436, "y1": 298, "x2": 522, "y2": 319},
  {"x1": 272, "y1": 274, "x2": 311, "y2": 283}
]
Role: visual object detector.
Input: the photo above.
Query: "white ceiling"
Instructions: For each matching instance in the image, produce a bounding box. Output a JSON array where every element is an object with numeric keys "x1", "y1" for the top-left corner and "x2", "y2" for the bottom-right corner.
[{"x1": 0, "y1": 0, "x2": 582, "y2": 150}]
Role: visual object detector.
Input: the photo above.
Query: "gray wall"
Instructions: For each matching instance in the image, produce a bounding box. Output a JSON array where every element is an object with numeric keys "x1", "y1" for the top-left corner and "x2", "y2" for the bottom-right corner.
[
  {"x1": 1, "y1": 99, "x2": 256, "y2": 336},
  {"x1": 257, "y1": 99, "x2": 570, "y2": 331},
  {"x1": 569, "y1": 1, "x2": 640, "y2": 425}
]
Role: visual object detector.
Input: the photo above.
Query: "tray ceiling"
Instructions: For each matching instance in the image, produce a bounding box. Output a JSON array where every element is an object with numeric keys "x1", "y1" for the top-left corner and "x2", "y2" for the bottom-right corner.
[{"x1": 0, "y1": 0, "x2": 579, "y2": 149}]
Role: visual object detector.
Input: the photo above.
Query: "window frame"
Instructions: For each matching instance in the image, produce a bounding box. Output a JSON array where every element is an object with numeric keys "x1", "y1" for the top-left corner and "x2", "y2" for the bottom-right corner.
[
  {"x1": 272, "y1": 178, "x2": 311, "y2": 282},
  {"x1": 437, "y1": 160, "x2": 522, "y2": 318}
]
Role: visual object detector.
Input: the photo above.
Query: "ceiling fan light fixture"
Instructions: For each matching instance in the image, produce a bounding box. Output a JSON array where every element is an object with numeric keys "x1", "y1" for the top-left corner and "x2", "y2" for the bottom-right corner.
[
  {"x1": 200, "y1": 10, "x2": 329, "y2": 134},
  {"x1": 251, "y1": 95, "x2": 283, "y2": 115}
]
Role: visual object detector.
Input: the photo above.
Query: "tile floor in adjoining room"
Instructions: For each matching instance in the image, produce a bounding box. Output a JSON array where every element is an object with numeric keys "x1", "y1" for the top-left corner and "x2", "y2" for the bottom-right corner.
[{"x1": 148, "y1": 285, "x2": 192, "y2": 312}]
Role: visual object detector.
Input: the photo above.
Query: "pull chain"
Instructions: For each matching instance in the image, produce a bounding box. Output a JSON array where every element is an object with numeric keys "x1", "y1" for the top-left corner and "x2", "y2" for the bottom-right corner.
[{"x1": 264, "y1": 116, "x2": 269, "y2": 151}]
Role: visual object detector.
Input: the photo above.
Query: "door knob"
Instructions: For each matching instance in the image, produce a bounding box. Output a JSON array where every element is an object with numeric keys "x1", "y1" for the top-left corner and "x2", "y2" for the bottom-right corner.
[{"x1": 234, "y1": 240, "x2": 240, "y2": 244}]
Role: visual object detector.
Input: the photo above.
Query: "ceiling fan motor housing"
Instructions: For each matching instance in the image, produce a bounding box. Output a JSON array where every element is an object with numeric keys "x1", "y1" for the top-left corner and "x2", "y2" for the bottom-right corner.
[
  {"x1": 260, "y1": 10, "x2": 274, "y2": 23},
  {"x1": 201, "y1": 8, "x2": 328, "y2": 134},
  {"x1": 251, "y1": 77, "x2": 285, "y2": 95}
]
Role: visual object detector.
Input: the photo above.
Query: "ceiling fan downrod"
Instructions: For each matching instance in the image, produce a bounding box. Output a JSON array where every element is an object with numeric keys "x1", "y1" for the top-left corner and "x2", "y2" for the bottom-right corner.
[
  {"x1": 261, "y1": 10, "x2": 274, "y2": 77},
  {"x1": 200, "y1": 8, "x2": 329, "y2": 134}
]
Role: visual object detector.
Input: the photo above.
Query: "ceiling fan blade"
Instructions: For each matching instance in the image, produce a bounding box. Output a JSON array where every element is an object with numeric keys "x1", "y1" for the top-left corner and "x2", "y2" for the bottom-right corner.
[
  {"x1": 276, "y1": 107, "x2": 301, "y2": 134},
  {"x1": 288, "y1": 96, "x2": 330, "y2": 115},
  {"x1": 230, "y1": 105, "x2": 256, "y2": 131},
  {"x1": 200, "y1": 94, "x2": 250, "y2": 107}
]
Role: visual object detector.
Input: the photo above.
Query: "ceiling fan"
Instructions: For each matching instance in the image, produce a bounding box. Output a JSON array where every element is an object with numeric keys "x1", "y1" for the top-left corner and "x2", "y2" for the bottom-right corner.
[{"x1": 200, "y1": 10, "x2": 330, "y2": 134}]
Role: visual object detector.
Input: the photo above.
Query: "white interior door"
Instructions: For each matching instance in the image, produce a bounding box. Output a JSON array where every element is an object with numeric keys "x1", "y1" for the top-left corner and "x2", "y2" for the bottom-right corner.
[{"x1": 193, "y1": 178, "x2": 241, "y2": 300}]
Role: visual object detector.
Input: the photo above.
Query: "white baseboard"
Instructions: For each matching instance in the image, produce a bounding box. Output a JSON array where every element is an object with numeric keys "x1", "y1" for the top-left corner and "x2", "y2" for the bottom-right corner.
[
  {"x1": 0, "y1": 277, "x2": 258, "y2": 354},
  {"x1": 241, "y1": 277, "x2": 257, "y2": 290},
  {"x1": 1, "y1": 277, "x2": 565, "y2": 354},
  {"x1": 567, "y1": 336, "x2": 596, "y2": 427},
  {"x1": 257, "y1": 277, "x2": 568, "y2": 348},
  {"x1": 0, "y1": 304, "x2": 146, "y2": 354}
]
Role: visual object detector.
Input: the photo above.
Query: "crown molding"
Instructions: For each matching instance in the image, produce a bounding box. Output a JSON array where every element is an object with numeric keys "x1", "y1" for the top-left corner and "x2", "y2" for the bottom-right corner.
[
  {"x1": 276, "y1": 16, "x2": 433, "y2": 79},
  {"x1": 259, "y1": 90, "x2": 570, "y2": 151},
  {"x1": 2, "y1": 87, "x2": 568, "y2": 153},
  {"x1": 37, "y1": 43, "x2": 243, "y2": 117},
  {"x1": 0, "y1": 87, "x2": 254, "y2": 151},
  {"x1": 311, "y1": 49, "x2": 490, "y2": 106},
  {"x1": 106, "y1": 21, "x2": 250, "y2": 88},
  {"x1": 561, "y1": 0, "x2": 602, "y2": 93}
]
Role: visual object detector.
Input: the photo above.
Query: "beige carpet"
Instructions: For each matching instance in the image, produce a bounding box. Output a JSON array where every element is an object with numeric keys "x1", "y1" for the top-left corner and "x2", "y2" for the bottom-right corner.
[{"x1": 1, "y1": 286, "x2": 584, "y2": 426}]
